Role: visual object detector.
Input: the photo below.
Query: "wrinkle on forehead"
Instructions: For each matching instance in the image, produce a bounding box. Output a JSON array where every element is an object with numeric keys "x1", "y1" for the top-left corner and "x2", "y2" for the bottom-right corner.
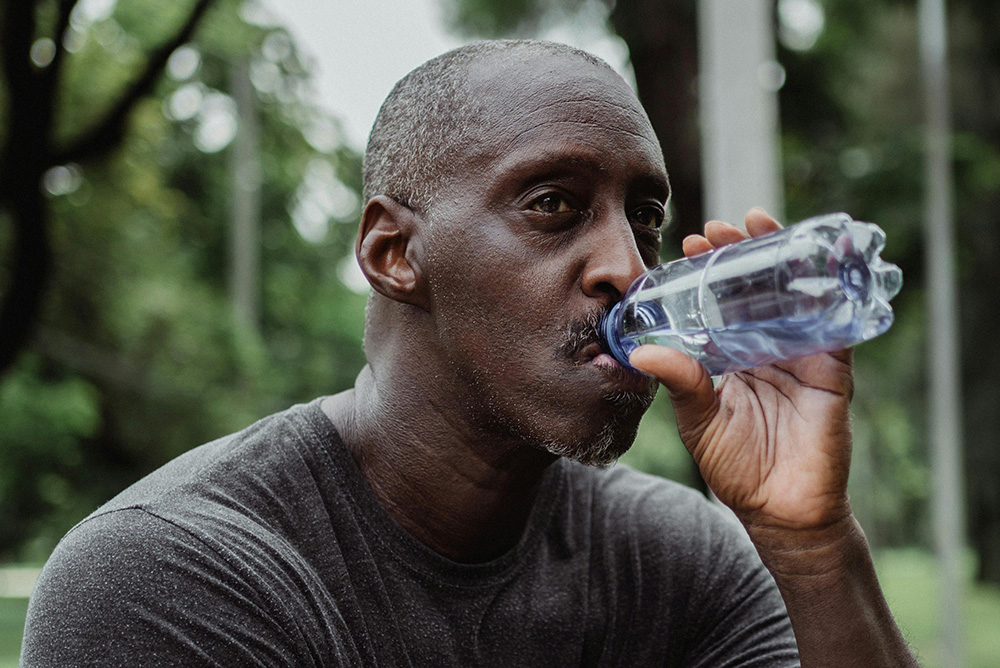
[
  {"x1": 460, "y1": 56, "x2": 661, "y2": 167},
  {"x1": 495, "y1": 115, "x2": 662, "y2": 159},
  {"x1": 478, "y1": 73, "x2": 647, "y2": 130}
]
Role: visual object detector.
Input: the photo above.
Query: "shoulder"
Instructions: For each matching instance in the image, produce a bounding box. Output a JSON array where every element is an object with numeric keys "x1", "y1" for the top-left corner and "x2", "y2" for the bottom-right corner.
[
  {"x1": 22, "y1": 508, "x2": 287, "y2": 666},
  {"x1": 22, "y1": 499, "x2": 357, "y2": 666},
  {"x1": 28, "y1": 508, "x2": 225, "y2": 613},
  {"x1": 97, "y1": 400, "x2": 329, "y2": 514},
  {"x1": 37, "y1": 398, "x2": 342, "y2": 597},
  {"x1": 21, "y1": 401, "x2": 344, "y2": 667}
]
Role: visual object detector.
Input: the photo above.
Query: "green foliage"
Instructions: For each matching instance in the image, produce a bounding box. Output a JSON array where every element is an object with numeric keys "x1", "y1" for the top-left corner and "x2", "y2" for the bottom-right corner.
[
  {"x1": 0, "y1": 0, "x2": 367, "y2": 560},
  {"x1": 0, "y1": 357, "x2": 102, "y2": 559},
  {"x1": 776, "y1": 0, "x2": 996, "y2": 555},
  {"x1": 620, "y1": 391, "x2": 694, "y2": 486}
]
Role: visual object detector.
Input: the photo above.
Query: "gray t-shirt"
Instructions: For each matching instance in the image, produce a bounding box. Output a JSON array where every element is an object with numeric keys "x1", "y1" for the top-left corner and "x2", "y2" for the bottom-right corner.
[{"x1": 20, "y1": 399, "x2": 798, "y2": 667}]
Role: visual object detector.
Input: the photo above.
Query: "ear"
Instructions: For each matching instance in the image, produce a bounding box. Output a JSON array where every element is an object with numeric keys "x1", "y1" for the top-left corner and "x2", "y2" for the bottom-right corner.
[{"x1": 356, "y1": 195, "x2": 429, "y2": 310}]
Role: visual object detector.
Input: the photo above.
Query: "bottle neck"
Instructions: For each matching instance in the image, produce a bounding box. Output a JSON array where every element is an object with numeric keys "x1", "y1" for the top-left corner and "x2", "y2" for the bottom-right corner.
[{"x1": 599, "y1": 301, "x2": 633, "y2": 367}]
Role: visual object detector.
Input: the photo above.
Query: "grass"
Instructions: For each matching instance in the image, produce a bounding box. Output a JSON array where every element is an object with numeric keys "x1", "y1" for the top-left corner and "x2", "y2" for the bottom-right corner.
[
  {"x1": 0, "y1": 549, "x2": 998, "y2": 666},
  {"x1": 875, "y1": 548, "x2": 1000, "y2": 667},
  {"x1": 0, "y1": 597, "x2": 27, "y2": 668}
]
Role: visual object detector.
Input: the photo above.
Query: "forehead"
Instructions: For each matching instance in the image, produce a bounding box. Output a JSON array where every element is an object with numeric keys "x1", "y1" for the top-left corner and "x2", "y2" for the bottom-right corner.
[{"x1": 456, "y1": 51, "x2": 666, "y2": 182}]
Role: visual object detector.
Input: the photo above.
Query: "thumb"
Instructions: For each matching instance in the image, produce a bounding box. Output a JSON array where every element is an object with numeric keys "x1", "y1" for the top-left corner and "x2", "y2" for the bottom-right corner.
[{"x1": 629, "y1": 345, "x2": 719, "y2": 446}]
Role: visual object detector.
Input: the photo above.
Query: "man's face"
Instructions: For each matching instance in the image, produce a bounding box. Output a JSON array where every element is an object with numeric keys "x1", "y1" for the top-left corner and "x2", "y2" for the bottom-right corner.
[{"x1": 419, "y1": 52, "x2": 669, "y2": 465}]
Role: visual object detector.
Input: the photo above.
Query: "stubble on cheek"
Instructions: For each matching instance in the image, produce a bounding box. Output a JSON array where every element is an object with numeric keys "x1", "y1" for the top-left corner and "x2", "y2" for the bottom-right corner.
[
  {"x1": 439, "y1": 308, "x2": 657, "y2": 467},
  {"x1": 422, "y1": 230, "x2": 657, "y2": 464}
]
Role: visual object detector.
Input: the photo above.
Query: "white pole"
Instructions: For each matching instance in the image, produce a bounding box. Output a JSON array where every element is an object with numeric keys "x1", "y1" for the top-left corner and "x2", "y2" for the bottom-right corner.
[
  {"x1": 697, "y1": 0, "x2": 784, "y2": 528},
  {"x1": 229, "y1": 58, "x2": 262, "y2": 332},
  {"x1": 698, "y1": 0, "x2": 784, "y2": 228},
  {"x1": 917, "y1": 0, "x2": 966, "y2": 665}
]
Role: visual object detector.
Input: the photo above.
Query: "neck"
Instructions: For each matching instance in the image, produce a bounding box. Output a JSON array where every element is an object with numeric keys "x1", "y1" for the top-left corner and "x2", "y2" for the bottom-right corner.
[{"x1": 323, "y1": 365, "x2": 558, "y2": 563}]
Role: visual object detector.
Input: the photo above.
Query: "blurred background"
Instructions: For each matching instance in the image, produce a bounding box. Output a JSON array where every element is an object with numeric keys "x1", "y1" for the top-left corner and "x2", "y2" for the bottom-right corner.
[{"x1": 0, "y1": 0, "x2": 998, "y2": 665}]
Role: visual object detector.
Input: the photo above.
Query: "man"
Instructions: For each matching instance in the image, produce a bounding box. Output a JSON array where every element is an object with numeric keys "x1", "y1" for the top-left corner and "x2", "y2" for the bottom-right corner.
[{"x1": 21, "y1": 40, "x2": 919, "y2": 666}]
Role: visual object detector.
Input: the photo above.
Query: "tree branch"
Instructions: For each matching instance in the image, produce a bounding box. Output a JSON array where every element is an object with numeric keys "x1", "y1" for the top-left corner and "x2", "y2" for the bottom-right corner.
[
  {"x1": 0, "y1": 0, "x2": 38, "y2": 99},
  {"x1": 44, "y1": 0, "x2": 81, "y2": 85},
  {"x1": 51, "y1": 0, "x2": 214, "y2": 165},
  {"x1": 0, "y1": 0, "x2": 51, "y2": 199}
]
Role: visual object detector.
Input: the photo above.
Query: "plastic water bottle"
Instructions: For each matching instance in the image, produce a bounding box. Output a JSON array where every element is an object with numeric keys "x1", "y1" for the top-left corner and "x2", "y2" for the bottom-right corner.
[{"x1": 599, "y1": 213, "x2": 903, "y2": 375}]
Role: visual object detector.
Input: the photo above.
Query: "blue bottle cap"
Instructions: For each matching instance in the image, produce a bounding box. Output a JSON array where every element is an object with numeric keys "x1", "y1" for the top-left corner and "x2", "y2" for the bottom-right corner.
[{"x1": 599, "y1": 301, "x2": 635, "y2": 368}]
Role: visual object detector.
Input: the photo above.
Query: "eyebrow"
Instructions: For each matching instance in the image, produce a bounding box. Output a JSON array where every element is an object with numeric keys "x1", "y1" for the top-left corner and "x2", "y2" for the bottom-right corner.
[
  {"x1": 631, "y1": 172, "x2": 672, "y2": 203},
  {"x1": 494, "y1": 149, "x2": 670, "y2": 199},
  {"x1": 510, "y1": 152, "x2": 606, "y2": 179}
]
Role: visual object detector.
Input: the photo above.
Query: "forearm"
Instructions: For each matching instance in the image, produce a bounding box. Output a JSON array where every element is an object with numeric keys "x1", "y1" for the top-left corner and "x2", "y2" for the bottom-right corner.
[{"x1": 746, "y1": 515, "x2": 920, "y2": 668}]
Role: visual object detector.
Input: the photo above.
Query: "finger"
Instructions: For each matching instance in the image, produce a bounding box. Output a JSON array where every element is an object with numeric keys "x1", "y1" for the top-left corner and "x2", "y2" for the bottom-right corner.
[
  {"x1": 703, "y1": 220, "x2": 748, "y2": 248},
  {"x1": 629, "y1": 345, "x2": 719, "y2": 444},
  {"x1": 629, "y1": 344, "x2": 706, "y2": 395},
  {"x1": 682, "y1": 234, "x2": 713, "y2": 257},
  {"x1": 744, "y1": 207, "x2": 782, "y2": 237}
]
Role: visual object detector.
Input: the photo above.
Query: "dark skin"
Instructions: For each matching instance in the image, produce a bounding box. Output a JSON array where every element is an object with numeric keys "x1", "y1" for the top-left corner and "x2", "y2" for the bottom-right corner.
[{"x1": 324, "y1": 51, "x2": 919, "y2": 666}]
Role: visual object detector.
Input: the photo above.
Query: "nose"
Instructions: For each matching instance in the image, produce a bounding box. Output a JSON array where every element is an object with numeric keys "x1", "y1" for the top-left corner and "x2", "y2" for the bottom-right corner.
[{"x1": 580, "y1": 219, "x2": 648, "y2": 307}]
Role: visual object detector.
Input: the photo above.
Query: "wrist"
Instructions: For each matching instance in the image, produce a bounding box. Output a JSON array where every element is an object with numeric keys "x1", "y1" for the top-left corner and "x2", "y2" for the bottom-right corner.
[
  {"x1": 743, "y1": 513, "x2": 869, "y2": 581},
  {"x1": 747, "y1": 514, "x2": 921, "y2": 668}
]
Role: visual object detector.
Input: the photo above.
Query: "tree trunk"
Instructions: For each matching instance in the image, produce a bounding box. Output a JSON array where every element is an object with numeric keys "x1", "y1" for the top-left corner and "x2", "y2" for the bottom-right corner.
[
  {"x1": 0, "y1": 0, "x2": 57, "y2": 378},
  {"x1": 0, "y1": 0, "x2": 215, "y2": 381},
  {"x1": 609, "y1": 0, "x2": 703, "y2": 252},
  {"x1": 956, "y1": 0, "x2": 1000, "y2": 585},
  {"x1": 608, "y1": 0, "x2": 708, "y2": 495},
  {"x1": 0, "y1": 180, "x2": 52, "y2": 376}
]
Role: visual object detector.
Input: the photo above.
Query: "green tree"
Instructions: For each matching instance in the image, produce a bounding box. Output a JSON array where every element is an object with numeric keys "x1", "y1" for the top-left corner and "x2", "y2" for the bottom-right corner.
[
  {"x1": 0, "y1": 0, "x2": 213, "y2": 379},
  {"x1": 0, "y1": 0, "x2": 367, "y2": 561}
]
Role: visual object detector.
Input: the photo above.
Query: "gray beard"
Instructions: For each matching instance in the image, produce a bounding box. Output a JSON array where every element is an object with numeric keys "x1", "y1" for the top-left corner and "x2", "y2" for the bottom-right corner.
[
  {"x1": 451, "y1": 356, "x2": 655, "y2": 467},
  {"x1": 534, "y1": 389, "x2": 654, "y2": 467},
  {"x1": 440, "y1": 306, "x2": 657, "y2": 467}
]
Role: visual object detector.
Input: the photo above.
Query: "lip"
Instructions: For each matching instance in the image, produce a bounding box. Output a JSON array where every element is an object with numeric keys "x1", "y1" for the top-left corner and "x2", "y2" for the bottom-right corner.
[
  {"x1": 591, "y1": 352, "x2": 624, "y2": 369},
  {"x1": 578, "y1": 342, "x2": 656, "y2": 393}
]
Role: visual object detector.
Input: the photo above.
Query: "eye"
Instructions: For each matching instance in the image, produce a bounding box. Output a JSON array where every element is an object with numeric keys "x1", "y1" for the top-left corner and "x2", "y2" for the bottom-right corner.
[
  {"x1": 630, "y1": 204, "x2": 666, "y2": 229},
  {"x1": 529, "y1": 193, "x2": 576, "y2": 214}
]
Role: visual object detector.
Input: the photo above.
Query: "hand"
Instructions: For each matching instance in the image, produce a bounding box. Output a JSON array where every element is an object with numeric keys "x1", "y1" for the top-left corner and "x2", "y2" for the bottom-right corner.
[{"x1": 629, "y1": 208, "x2": 855, "y2": 534}]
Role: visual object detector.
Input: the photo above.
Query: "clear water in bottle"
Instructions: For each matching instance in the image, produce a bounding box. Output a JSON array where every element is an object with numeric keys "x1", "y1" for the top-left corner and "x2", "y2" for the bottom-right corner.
[{"x1": 600, "y1": 213, "x2": 903, "y2": 375}]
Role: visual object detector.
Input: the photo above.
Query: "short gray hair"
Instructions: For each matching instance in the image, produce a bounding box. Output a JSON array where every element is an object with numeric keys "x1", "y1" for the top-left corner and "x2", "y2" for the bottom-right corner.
[{"x1": 362, "y1": 40, "x2": 614, "y2": 213}]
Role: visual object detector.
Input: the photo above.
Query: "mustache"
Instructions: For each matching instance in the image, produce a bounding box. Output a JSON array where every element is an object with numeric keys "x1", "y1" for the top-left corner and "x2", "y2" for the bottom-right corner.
[{"x1": 558, "y1": 308, "x2": 607, "y2": 359}]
